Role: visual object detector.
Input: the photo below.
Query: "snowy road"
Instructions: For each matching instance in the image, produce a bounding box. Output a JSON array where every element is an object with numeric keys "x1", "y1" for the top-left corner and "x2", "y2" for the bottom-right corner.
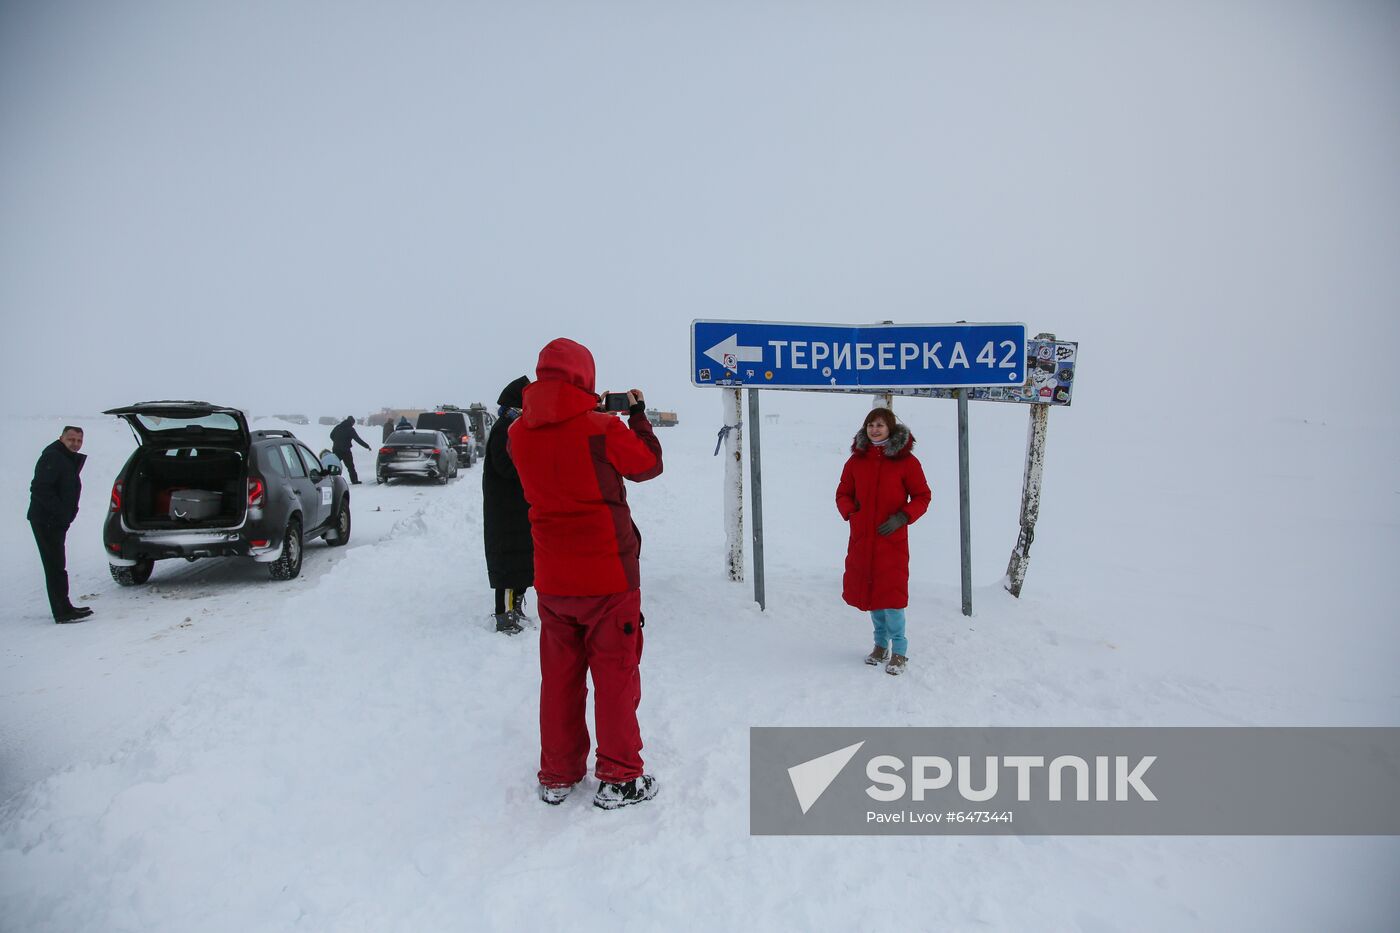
[{"x1": 2, "y1": 405, "x2": 1398, "y2": 931}]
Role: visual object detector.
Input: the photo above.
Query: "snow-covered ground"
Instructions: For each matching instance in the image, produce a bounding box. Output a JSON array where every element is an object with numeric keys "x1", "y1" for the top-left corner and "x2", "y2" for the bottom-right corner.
[{"x1": 2, "y1": 397, "x2": 1397, "y2": 931}]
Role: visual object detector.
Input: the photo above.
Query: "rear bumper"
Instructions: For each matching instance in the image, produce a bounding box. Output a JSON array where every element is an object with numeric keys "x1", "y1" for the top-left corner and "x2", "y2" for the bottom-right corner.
[
  {"x1": 107, "y1": 530, "x2": 253, "y2": 561},
  {"x1": 378, "y1": 460, "x2": 440, "y2": 477},
  {"x1": 104, "y1": 514, "x2": 282, "y2": 563}
]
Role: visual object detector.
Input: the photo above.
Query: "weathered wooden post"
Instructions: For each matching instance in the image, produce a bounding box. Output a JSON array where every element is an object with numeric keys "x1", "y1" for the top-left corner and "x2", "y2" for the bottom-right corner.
[
  {"x1": 1004, "y1": 333, "x2": 1055, "y2": 597},
  {"x1": 721, "y1": 388, "x2": 744, "y2": 582},
  {"x1": 1004, "y1": 403, "x2": 1049, "y2": 597}
]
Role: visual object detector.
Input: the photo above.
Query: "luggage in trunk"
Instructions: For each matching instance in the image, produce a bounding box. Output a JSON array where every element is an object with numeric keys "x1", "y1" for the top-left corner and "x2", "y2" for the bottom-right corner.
[{"x1": 170, "y1": 489, "x2": 223, "y2": 521}]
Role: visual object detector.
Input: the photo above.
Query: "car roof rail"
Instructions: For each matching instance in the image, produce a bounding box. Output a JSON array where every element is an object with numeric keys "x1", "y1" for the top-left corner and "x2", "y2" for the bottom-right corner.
[{"x1": 253, "y1": 429, "x2": 295, "y2": 438}]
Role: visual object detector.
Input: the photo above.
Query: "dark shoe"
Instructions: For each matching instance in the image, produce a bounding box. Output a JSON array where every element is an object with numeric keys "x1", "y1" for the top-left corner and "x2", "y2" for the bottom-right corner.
[
  {"x1": 494, "y1": 612, "x2": 524, "y2": 635},
  {"x1": 864, "y1": 645, "x2": 889, "y2": 666},
  {"x1": 885, "y1": 653, "x2": 908, "y2": 676},
  {"x1": 593, "y1": 774, "x2": 659, "y2": 810},
  {"x1": 350, "y1": 479, "x2": 362, "y2": 485},
  {"x1": 538, "y1": 783, "x2": 575, "y2": 806},
  {"x1": 66, "y1": 606, "x2": 94, "y2": 618},
  {"x1": 54, "y1": 610, "x2": 88, "y2": 624}
]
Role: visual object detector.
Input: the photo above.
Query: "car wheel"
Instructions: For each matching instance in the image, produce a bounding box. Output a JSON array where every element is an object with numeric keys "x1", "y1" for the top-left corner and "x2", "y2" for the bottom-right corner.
[
  {"x1": 269, "y1": 516, "x2": 303, "y2": 580},
  {"x1": 326, "y1": 500, "x2": 351, "y2": 547},
  {"x1": 109, "y1": 558, "x2": 154, "y2": 586},
  {"x1": 375, "y1": 474, "x2": 385, "y2": 485}
]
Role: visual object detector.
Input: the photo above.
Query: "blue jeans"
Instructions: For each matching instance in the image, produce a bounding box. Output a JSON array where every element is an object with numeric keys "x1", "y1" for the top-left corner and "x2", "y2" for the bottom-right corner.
[{"x1": 870, "y1": 609, "x2": 907, "y2": 657}]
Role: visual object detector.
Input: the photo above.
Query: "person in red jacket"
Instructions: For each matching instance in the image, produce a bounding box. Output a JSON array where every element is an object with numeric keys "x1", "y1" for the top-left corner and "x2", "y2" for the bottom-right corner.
[
  {"x1": 835, "y1": 408, "x2": 931, "y2": 675},
  {"x1": 508, "y1": 337, "x2": 664, "y2": 809}
]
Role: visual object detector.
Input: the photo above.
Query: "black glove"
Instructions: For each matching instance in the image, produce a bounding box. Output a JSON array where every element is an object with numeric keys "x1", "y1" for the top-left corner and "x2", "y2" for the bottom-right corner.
[{"x1": 877, "y1": 511, "x2": 909, "y2": 536}]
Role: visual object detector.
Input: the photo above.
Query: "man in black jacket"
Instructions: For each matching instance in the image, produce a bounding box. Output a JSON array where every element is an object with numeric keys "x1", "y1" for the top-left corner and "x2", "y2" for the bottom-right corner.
[
  {"x1": 29, "y1": 426, "x2": 91, "y2": 624},
  {"x1": 330, "y1": 416, "x2": 371, "y2": 484}
]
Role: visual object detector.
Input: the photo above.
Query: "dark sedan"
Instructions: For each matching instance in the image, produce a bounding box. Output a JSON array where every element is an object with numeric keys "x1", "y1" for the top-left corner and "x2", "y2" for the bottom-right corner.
[{"x1": 376, "y1": 430, "x2": 459, "y2": 484}]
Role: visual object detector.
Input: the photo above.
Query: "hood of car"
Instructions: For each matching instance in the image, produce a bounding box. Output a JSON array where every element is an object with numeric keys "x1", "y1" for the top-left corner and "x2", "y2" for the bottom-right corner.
[{"x1": 104, "y1": 401, "x2": 251, "y2": 449}]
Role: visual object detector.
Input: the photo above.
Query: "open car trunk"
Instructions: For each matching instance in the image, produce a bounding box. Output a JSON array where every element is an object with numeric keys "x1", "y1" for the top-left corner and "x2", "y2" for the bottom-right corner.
[{"x1": 123, "y1": 447, "x2": 248, "y2": 530}]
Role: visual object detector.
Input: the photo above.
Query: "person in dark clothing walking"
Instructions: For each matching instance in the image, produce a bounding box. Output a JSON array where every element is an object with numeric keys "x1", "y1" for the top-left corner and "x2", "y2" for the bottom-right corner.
[
  {"x1": 330, "y1": 416, "x2": 371, "y2": 484},
  {"x1": 483, "y1": 376, "x2": 533, "y2": 634},
  {"x1": 28, "y1": 426, "x2": 92, "y2": 623},
  {"x1": 381, "y1": 416, "x2": 396, "y2": 443}
]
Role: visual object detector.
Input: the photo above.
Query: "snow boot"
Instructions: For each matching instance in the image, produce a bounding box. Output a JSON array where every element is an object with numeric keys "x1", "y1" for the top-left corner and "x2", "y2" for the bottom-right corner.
[
  {"x1": 494, "y1": 612, "x2": 524, "y2": 635},
  {"x1": 538, "y1": 783, "x2": 575, "y2": 806},
  {"x1": 864, "y1": 645, "x2": 889, "y2": 666},
  {"x1": 593, "y1": 774, "x2": 659, "y2": 810},
  {"x1": 885, "y1": 653, "x2": 908, "y2": 676}
]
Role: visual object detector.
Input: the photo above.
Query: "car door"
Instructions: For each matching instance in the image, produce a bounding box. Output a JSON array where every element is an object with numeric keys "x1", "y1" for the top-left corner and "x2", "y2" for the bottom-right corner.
[
  {"x1": 296, "y1": 445, "x2": 332, "y2": 529},
  {"x1": 275, "y1": 444, "x2": 319, "y2": 530},
  {"x1": 442, "y1": 432, "x2": 458, "y2": 472}
]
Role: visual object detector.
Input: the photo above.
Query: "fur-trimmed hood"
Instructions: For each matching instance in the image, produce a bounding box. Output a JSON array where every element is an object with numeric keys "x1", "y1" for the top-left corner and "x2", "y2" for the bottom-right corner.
[{"x1": 851, "y1": 422, "x2": 915, "y2": 457}]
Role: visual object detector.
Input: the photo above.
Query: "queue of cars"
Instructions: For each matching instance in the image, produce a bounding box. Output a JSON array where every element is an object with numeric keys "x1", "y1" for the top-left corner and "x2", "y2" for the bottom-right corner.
[{"x1": 101, "y1": 399, "x2": 495, "y2": 586}]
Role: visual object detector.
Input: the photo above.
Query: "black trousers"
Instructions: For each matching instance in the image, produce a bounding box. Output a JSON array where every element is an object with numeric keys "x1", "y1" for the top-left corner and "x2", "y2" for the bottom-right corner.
[
  {"x1": 334, "y1": 447, "x2": 359, "y2": 483},
  {"x1": 30, "y1": 521, "x2": 71, "y2": 619}
]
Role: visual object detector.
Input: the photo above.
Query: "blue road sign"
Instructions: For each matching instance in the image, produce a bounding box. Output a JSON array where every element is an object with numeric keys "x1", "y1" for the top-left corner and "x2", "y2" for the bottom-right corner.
[{"x1": 691, "y1": 320, "x2": 1028, "y2": 390}]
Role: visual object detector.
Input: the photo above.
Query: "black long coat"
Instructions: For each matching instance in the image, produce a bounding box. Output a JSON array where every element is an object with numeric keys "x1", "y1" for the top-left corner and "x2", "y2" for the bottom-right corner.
[
  {"x1": 28, "y1": 440, "x2": 85, "y2": 528},
  {"x1": 483, "y1": 377, "x2": 533, "y2": 589}
]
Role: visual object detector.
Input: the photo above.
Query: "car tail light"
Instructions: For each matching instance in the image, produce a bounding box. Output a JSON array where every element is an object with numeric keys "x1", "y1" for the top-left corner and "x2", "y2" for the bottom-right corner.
[
  {"x1": 110, "y1": 480, "x2": 123, "y2": 512},
  {"x1": 379, "y1": 447, "x2": 394, "y2": 455},
  {"x1": 461, "y1": 435, "x2": 470, "y2": 443},
  {"x1": 108, "y1": 543, "x2": 121, "y2": 553},
  {"x1": 249, "y1": 539, "x2": 269, "y2": 548},
  {"x1": 431, "y1": 448, "x2": 442, "y2": 455},
  {"x1": 247, "y1": 477, "x2": 266, "y2": 508}
]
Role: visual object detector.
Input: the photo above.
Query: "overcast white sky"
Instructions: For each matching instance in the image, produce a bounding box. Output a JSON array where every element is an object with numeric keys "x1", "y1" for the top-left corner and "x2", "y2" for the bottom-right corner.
[{"x1": 2, "y1": 0, "x2": 1397, "y2": 423}]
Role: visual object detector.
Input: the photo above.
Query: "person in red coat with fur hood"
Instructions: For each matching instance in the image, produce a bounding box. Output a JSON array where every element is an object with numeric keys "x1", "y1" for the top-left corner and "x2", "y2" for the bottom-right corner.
[
  {"x1": 508, "y1": 337, "x2": 664, "y2": 810},
  {"x1": 835, "y1": 408, "x2": 931, "y2": 675}
]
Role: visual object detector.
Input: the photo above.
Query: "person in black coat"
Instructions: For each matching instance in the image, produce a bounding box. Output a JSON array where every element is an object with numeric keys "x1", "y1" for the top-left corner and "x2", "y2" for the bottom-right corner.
[
  {"x1": 483, "y1": 376, "x2": 533, "y2": 634},
  {"x1": 330, "y1": 416, "x2": 371, "y2": 484},
  {"x1": 28, "y1": 426, "x2": 92, "y2": 623}
]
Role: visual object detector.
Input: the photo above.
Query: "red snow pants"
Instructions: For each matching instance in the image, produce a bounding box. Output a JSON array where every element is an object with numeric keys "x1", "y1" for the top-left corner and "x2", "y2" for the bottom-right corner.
[{"x1": 537, "y1": 589, "x2": 646, "y2": 786}]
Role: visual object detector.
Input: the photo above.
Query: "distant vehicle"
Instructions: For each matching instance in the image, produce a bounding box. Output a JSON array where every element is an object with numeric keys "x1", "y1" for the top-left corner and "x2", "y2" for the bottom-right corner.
[
  {"x1": 465, "y1": 403, "x2": 495, "y2": 457},
  {"x1": 102, "y1": 401, "x2": 351, "y2": 585},
  {"x1": 272, "y1": 413, "x2": 310, "y2": 425},
  {"x1": 317, "y1": 416, "x2": 338, "y2": 426},
  {"x1": 645, "y1": 409, "x2": 679, "y2": 427},
  {"x1": 377, "y1": 430, "x2": 459, "y2": 484},
  {"x1": 415, "y1": 407, "x2": 478, "y2": 467}
]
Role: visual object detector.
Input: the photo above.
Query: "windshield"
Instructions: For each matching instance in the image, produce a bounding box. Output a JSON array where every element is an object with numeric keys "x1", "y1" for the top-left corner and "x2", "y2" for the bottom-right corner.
[
  {"x1": 134, "y1": 413, "x2": 241, "y2": 433},
  {"x1": 417, "y1": 415, "x2": 466, "y2": 432},
  {"x1": 387, "y1": 432, "x2": 439, "y2": 445}
]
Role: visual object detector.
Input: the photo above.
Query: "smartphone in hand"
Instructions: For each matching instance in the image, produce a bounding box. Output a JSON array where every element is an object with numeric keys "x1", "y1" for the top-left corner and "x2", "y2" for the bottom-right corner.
[{"x1": 600, "y1": 392, "x2": 631, "y2": 412}]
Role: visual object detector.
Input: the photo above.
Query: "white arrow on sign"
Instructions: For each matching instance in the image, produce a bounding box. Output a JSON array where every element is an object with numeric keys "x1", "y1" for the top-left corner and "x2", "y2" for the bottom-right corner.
[{"x1": 704, "y1": 333, "x2": 764, "y2": 370}]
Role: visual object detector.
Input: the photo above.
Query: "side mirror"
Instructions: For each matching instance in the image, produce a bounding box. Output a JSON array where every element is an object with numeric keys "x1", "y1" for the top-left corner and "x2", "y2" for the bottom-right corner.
[
  {"x1": 324, "y1": 464, "x2": 342, "y2": 476},
  {"x1": 309, "y1": 469, "x2": 323, "y2": 482}
]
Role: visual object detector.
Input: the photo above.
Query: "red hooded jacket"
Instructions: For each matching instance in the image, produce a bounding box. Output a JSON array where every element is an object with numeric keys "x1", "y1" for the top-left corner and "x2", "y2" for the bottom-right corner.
[
  {"x1": 835, "y1": 423, "x2": 931, "y2": 611},
  {"x1": 508, "y1": 338, "x2": 663, "y2": 596}
]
